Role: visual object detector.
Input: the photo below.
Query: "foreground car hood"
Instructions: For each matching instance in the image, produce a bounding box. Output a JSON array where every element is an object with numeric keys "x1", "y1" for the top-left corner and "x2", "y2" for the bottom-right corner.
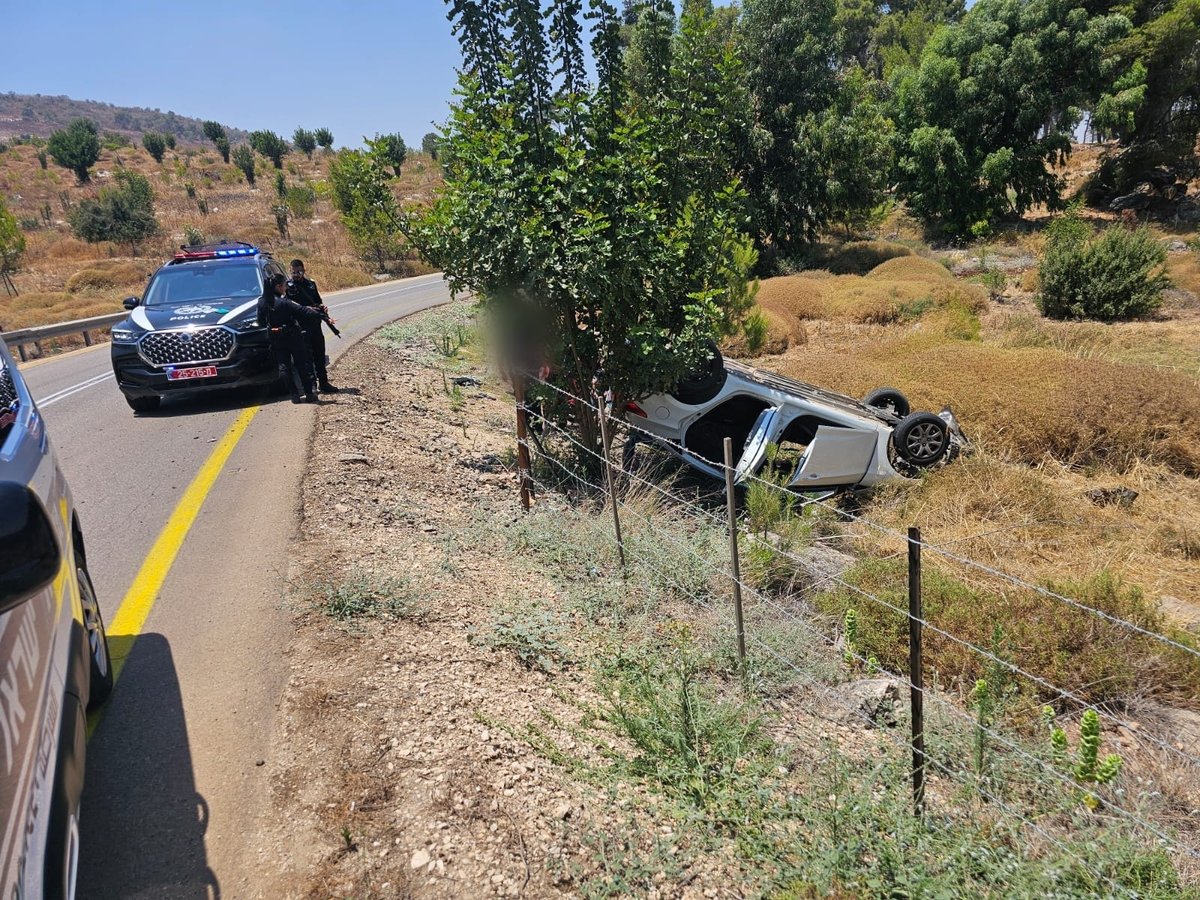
[{"x1": 125, "y1": 297, "x2": 259, "y2": 332}]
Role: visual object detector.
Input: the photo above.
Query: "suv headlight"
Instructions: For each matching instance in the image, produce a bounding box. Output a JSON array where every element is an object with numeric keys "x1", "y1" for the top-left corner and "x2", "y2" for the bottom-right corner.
[
  {"x1": 232, "y1": 315, "x2": 263, "y2": 332},
  {"x1": 111, "y1": 328, "x2": 140, "y2": 343}
]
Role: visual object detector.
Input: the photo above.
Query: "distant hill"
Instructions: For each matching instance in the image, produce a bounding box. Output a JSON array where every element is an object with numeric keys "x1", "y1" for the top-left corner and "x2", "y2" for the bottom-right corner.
[{"x1": 0, "y1": 92, "x2": 249, "y2": 145}]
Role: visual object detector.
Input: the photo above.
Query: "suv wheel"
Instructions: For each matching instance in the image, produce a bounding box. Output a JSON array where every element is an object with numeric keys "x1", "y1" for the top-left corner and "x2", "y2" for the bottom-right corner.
[
  {"x1": 893, "y1": 412, "x2": 950, "y2": 468},
  {"x1": 863, "y1": 387, "x2": 910, "y2": 418},
  {"x1": 79, "y1": 566, "x2": 113, "y2": 708},
  {"x1": 124, "y1": 394, "x2": 160, "y2": 413}
]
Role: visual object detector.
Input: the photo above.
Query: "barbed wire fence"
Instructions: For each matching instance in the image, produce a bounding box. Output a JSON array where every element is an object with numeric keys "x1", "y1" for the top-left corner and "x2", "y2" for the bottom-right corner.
[{"x1": 504, "y1": 370, "x2": 1200, "y2": 887}]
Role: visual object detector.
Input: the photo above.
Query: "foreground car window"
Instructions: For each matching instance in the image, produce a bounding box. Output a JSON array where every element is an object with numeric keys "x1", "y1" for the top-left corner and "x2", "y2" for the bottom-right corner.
[
  {"x1": 0, "y1": 360, "x2": 18, "y2": 448},
  {"x1": 143, "y1": 262, "x2": 263, "y2": 307}
]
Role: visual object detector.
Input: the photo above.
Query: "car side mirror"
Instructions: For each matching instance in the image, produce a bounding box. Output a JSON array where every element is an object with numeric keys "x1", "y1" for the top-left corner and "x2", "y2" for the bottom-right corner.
[
  {"x1": 123, "y1": 296, "x2": 141, "y2": 310},
  {"x1": 0, "y1": 482, "x2": 63, "y2": 616}
]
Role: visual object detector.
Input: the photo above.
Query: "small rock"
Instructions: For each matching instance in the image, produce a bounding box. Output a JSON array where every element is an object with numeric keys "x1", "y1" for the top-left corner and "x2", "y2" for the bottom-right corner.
[
  {"x1": 1168, "y1": 240, "x2": 1190, "y2": 252},
  {"x1": 554, "y1": 802, "x2": 572, "y2": 820},
  {"x1": 1085, "y1": 486, "x2": 1138, "y2": 508},
  {"x1": 411, "y1": 849, "x2": 431, "y2": 870},
  {"x1": 823, "y1": 677, "x2": 900, "y2": 728},
  {"x1": 338, "y1": 453, "x2": 370, "y2": 465}
]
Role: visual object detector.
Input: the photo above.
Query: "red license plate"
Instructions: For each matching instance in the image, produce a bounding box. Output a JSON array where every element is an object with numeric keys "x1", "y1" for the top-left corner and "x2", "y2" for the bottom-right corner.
[{"x1": 167, "y1": 365, "x2": 218, "y2": 381}]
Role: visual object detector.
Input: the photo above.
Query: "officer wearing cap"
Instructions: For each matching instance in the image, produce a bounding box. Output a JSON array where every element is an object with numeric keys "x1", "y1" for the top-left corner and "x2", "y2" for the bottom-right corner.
[{"x1": 287, "y1": 259, "x2": 338, "y2": 393}]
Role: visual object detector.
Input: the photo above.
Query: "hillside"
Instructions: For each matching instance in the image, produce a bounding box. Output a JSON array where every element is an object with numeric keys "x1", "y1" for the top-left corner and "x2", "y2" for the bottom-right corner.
[
  {"x1": 0, "y1": 92, "x2": 249, "y2": 145},
  {"x1": 0, "y1": 138, "x2": 441, "y2": 336}
]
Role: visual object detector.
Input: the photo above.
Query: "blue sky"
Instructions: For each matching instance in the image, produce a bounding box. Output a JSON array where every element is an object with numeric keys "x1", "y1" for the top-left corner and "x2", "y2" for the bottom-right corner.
[{"x1": 3, "y1": 1, "x2": 464, "y2": 148}]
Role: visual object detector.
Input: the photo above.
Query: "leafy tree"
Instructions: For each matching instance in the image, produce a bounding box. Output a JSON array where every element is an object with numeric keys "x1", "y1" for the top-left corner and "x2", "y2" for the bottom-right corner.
[
  {"x1": 232, "y1": 144, "x2": 256, "y2": 186},
  {"x1": 817, "y1": 67, "x2": 895, "y2": 236},
  {"x1": 275, "y1": 170, "x2": 287, "y2": 199},
  {"x1": 69, "y1": 169, "x2": 159, "y2": 252},
  {"x1": 47, "y1": 118, "x2": 101, "y2": 184},
  {"x1": 164, "y1": 133, "x2": 177, "y2": 150},
  {"x1": 0, "y1": 196, "x2": 26, "y2": 296},
  {"x1": 738, "y1": 0, "x2": 841, "y2": 252},
  {"x1": 328, "y1": 149, "x2": 405, "y2": 272},
  {"x1": 202, "y1": 120, "x2": 226, "y2": 143},
  {"x1": 293, "y1": 127, "x2": 317, "y2": 158},
  {"x1": 314, "y1": 127, "x2": 334, "y2": 150},
  {"x1": 415, "y1": 0, "x2": 756, "y2": 454},
  {"x1": 142, "y1": 131, "x2": 167, "y2": 163},
  {"x1": 249, "y1": 130, "x2": 289, "y2": 168},
  {"x1": 214, "y1": 135, "x2": 230, "y2": 163},
  {"x1": 421, "y1": 131, "x2": 441, "y2": 159},
  {"x1": 625, "y1": 1, "x2": 675, "y2": 101},
  {"x1": 893, "y1": 0, "x2": 1134, "y2": 237},
  {"x1": 1037, "y1": 206, "x2": 1169, "y2": 321},
  {"x1": 366, "y1": 133, "x2": 407, "y2": 177},
  {"x1": 871, "y1": 0, "x2": 965, "y2": 78}
]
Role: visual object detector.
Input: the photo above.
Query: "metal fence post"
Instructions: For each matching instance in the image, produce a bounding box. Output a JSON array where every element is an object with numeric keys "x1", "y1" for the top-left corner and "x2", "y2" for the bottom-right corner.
[
  {"x1": 595, "y1": 394, "x2": 626, "y2": 572},
  {"x1": 908, "y1": 525, "x2": 926, "y2": 818},
  {"x1": 723, "y1": 438, "x2": 747, "y2": 670},
  {"x1": 513, "y1": 376, "x2": 533, "y2": 510}
]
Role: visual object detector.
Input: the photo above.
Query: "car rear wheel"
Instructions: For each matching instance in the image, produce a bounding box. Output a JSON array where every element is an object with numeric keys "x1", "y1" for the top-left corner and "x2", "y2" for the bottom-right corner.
[
  {"x1": 670, "y1": 341, "x2": 727, "y2": 405},
  {"x1": 124, "y1": 393, "x2": 160, "y2": 413},
  {"x1": 864, "y1": 387, "x2": 910, "y2": 418},
  {"x1": 79, "y1": 566, "x2": 113, "y2": 708},
  {"x1": 894, "y1": 412, "x2": 950, "y2": 468}
]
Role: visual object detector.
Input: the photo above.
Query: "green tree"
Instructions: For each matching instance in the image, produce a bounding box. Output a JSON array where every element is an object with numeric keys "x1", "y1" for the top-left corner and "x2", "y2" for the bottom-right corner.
[
  {"x1": 0, "y1": 196, "x2": 26, "y2": 296},
  {"x1": 249, "y1": 130, "x2": 289, "y2": 168},
  {"x1": 202, "y1": 120, "x2": 226, "y2": 143},
  {"x1": 328, "y1": 149, "x2": 404, "y2": 272},
  {"x1": 366, "y1": 133, "x2": 407, "y2": 177},
  {"x1": 69, "y1": 169, "x2": 159, "y2": 252},
  {"x1": 164, "y1": 133, "x2": 177, "y2": 150},
  {"x1": 871, "y1": 0, "x2": 965, "y2": 78},
  {"x1": 421, "y1": 131, "x2": 441, "y2": 159},
  {"x1": 293, "y1": 127, "x2": 317, "y2": 158},
  {"x1": 314, "y1": 127, "x2": 334, "y2": 150},
  {"x1": 47, "y1": 118, "x2": 101, "y2": 184},
  {"x1": 214, "y1": 135, "x2": 231, "y2": 163},
  {"x1": 893, "y1": 0, "x2": 1134, "y2": 237},
  {"x1": 625, "y1": 1, "x2": 676, "y2": 101},
  {"x1": 817, "y1": 67, "x2": 895, "y2": 236},
  {"x1": 232, "y1": 144, "x2": 257, "y2": 186},
  {"x1": 142, "y1": 131, "x2": 167, "y2": 163},
  {"x1": 416, "y1": 0, "x2": 756, "y2": 453}
]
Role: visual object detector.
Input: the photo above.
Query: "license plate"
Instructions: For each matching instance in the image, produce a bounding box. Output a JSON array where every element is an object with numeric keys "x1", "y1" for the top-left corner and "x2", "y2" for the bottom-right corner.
[{"x1": 167, "y1": 365, "x2": 218, "y2": 381}]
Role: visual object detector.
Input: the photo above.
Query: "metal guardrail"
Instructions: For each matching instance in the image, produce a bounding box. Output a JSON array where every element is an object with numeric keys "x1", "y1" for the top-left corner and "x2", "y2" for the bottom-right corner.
[{"x1": 1, "y1": 312, "x2": 127, "y2": 362}]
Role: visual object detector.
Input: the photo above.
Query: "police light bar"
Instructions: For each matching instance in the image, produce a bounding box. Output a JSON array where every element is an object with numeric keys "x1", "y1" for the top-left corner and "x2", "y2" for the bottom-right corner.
[{"x1": 173, "y1": 244, "x2": 260, "y2": 261}]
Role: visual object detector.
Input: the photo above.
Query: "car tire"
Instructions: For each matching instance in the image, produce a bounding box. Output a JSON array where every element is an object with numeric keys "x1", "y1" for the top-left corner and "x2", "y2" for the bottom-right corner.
[
  {"x1": 863, "y1": 387, "x2": 911, "y2": 418},
  {"x1": 670, "y1": 341, "x2": 727, "y2": 405},
  {"x1": 893, "y1": 412, "x2": 950, "y2": 468},
  {"x1": 79, "y1": 566, "x2": 113, "y2": 708},
  {"x1": 124, "y1": 393, "x2": 160, "y2": 413}
]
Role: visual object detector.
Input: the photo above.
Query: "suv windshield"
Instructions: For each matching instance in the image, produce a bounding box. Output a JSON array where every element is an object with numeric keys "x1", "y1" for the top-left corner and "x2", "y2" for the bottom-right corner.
[{"x1": 143, "y1": 262, "x2": 262, "y2": 307}]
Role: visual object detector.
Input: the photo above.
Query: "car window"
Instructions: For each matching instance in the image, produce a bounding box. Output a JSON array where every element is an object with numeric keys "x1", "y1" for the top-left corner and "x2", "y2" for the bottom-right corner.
[
  {"x1": 0, "y1": 359, "x2": 19, "y2": 447},
  {"x1": 143, "y1": 262, "x2": 264, "y2": 307}
]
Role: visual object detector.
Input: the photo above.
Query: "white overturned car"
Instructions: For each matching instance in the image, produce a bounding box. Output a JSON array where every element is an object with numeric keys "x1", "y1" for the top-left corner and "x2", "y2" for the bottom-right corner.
[{"x1": 626, "y1": 347, "x2": 968, "y2": 491}]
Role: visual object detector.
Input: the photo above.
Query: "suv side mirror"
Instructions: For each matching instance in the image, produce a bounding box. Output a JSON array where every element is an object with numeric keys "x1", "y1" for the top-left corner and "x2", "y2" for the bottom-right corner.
[
  {"x1": 0, "y1": 483, "x2": 63, "y2": 615},
  {"x1": 123, "y1": 296, "x2": 140, "y2": 310}
]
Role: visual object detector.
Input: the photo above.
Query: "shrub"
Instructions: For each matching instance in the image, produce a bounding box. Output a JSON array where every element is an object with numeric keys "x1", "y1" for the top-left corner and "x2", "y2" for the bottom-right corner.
[
  {"x1": 183, "y1": 224, "x2": 204, "y2": 246},
  {"x1": 141, "y1": 132, "x2": 167, "y2": 163},
  {"x1": 69, "y1": 169, "x2": 159, "y2": 251},
  {"x1": 231, "y1": 144, "x2": 256, "y2": 186},
  {"x1": 47, "y1": 118, "x2": 101, "y2": 183},
  {"x1": 317, "y1": 570, "x2": 422, "y2": 622},
  {"x1": 469, "y1": 606, "x2": 569, "y2": 673},
  {"x1": 285, "y1": 184, "x2": 316, "y2": 220},
  {"x1": 214, "y1": 135, "x2": 230, "y2": 163},
  {"x1": 64, "y1": 260, "x2": 145, "y2": 293},
  {"x1": 1038, "y1": 208, "x2": 1170, "y2": 321},
  {"x1": 36, "y1": 149, "x2": 48, "y2": 170},
  {"x1": 0, "y1": 197, "x2": 25, "y2": 293},
  {"x1": 102, "y1": 131, "x2": 131, "y2": 150},
  {"x1": 248, "y1": 129, "x2": 288, "y2": 168}
]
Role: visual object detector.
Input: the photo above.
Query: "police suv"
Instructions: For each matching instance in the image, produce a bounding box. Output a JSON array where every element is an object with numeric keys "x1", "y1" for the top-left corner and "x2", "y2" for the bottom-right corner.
[
  {"x1": 111, "y1": 241, "x2": 286, "y2": 412},
  {"x1": 1, "y1": 338, "x2": 112, "y2": 898}
]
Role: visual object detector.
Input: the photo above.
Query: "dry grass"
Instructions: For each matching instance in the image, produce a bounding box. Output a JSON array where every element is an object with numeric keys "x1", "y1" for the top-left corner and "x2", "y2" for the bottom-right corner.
[{"x1": 0, "y1": 141, "x2": 443, "y2": 329}]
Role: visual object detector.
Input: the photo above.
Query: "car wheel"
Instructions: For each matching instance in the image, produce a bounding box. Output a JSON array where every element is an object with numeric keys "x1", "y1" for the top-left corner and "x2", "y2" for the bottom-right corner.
[
  {"x1": 124, "y1": 393, "x2": 160, "y2": 413},
  {"x1": 670, "y1": 341, "x2": 727, "y2": 405},
  {"x1": 863, "y1": 387, "x2": 910, "y2": 418},
  {"x1": 79, "y1": 566, "x2": 113, "y2": 708},
  {"x1": 894, "y1": 412, "x2": 950, "y2": 468}
]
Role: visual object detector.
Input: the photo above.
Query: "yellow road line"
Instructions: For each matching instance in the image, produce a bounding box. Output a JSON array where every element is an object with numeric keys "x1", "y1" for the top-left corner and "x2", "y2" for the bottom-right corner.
[{"x1": 106, "y1": 405, "x2": 260, "y2": 681}]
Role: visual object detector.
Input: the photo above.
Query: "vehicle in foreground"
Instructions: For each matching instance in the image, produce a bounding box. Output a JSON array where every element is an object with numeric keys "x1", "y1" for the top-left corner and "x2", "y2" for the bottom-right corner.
[
  {"x1": 1, "y1": 339, "x2": 112, "y2": 899},
  {"x1": 628, "y1": 347, "x2": 968, "y2": 491},
  {"x1": 110, "y1": 241, "x2": 287, "y2": 412}
]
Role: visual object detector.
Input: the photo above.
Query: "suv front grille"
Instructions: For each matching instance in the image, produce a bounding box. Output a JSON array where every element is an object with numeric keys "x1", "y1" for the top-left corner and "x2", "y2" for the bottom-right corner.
[{"x1": 139, "y1": 327, "x2": 235, "y2": 367}]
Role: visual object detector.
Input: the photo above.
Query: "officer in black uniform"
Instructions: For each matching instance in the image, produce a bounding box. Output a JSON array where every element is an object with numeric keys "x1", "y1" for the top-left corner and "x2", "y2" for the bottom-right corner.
[
  {"x1": 258, "y1": 273, "x2": 323, "y2": 403},
  {"x1": 287, "y1": 259, "x2": 338, "y2": 393}
]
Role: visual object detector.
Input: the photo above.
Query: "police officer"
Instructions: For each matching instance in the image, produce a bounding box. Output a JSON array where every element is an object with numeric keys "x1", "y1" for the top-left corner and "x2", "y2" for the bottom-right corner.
[
  {"x1": 287, "y1": 259, "x2": 338, "y2": 393},
  {"x1": 258, "y1": 273, "x2": 323, "y2": 403}
]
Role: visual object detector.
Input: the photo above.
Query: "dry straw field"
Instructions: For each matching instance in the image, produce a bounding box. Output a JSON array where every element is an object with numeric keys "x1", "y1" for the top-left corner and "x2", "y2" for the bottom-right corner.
[{"x1": 0, "y1": 138, "x2": 441, "y2": 333}]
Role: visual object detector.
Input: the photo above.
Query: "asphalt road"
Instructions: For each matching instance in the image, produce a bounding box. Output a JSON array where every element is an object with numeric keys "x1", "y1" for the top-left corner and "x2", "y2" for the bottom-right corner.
[{"x1": 19, "y1": 273, "x2": 450, "y2": 899}]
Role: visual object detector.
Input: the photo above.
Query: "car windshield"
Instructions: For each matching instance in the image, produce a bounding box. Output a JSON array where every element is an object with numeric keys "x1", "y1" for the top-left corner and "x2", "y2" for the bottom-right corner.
[{"x1": 143, "y1": 262, "x2": 263, "y2": 307}]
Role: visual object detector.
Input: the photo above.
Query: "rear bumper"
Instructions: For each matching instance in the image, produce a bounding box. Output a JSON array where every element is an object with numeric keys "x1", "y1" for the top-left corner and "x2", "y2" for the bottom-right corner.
[{"x1": 111, "y1": 334, "x2": 277, "y2": 399}]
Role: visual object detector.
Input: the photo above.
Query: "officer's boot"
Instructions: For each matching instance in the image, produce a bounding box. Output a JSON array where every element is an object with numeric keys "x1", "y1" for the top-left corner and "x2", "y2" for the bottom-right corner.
[{"x1": 317, "y1": 357, "x2": 338, "y2": 393}]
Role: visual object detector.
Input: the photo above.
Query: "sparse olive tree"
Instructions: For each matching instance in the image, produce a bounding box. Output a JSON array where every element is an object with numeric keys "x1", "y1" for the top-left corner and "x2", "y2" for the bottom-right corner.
[
  {"x1": 293, "y1": 127, "x2": 317, "y2": 158},
  {"x1": 142, "y1": 131, "x2": 167, "y2": 163},
  {"x1": 47, "y1": 118, "x2": 101, "y2": 184},
  {"x1": 248, "y1": 130, "x2": 289, "y2": 168}
]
